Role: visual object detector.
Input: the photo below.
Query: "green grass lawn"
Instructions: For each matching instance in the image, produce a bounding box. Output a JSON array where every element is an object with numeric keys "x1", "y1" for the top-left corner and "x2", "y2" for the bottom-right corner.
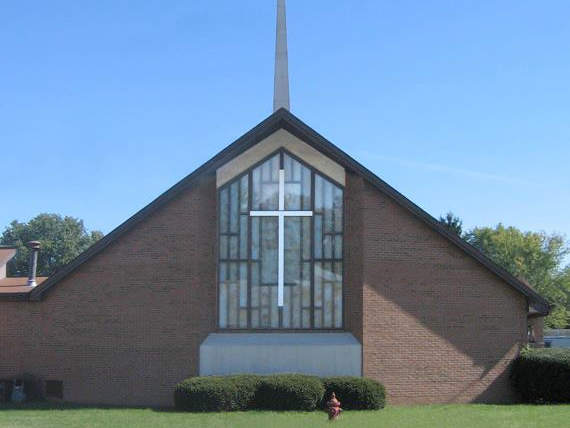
[{"x1": 0, "y1": 403, "x2": 568, "y2": 428}]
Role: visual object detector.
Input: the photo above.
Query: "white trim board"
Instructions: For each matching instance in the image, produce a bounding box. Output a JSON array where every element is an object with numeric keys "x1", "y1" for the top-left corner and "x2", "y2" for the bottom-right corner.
[{"x1": 216, "y1": 128, "x2": 346, "y2": 188}]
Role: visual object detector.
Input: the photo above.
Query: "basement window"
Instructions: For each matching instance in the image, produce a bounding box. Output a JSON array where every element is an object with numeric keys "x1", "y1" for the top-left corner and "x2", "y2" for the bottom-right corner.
[{"x1": 46, "y1": 380, "x2": 63, "y2": 400}]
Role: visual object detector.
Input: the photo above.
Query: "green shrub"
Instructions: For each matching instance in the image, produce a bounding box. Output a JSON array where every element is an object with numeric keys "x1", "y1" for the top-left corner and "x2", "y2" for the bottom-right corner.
[
  {"x1": 322, "y1": 377, "x2": 386, "y2": 410},
  {"x1": 174, "y1": 375, "x2": 260, "y2": 412},
  {"x1": 511, "y1": 348, "x2": 570, "y2": 403},
  {"x1": 174, "y1": 374, "x2": 386, "y2": 412},
  {"x1": 253, "y1": 374, "x2": 325, "y2": 411}
]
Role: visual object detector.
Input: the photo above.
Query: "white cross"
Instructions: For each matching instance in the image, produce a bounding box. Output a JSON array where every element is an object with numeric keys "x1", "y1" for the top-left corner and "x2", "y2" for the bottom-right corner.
[{"x1": 250, "y1": 169, "x2": 313, "y2": 307}]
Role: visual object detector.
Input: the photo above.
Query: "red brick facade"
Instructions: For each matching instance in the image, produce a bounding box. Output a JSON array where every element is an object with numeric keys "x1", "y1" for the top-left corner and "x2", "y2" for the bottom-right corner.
[
  {"x1": 0, "y1": 175, "x2": 218, "y2": 406},
  {"x1": 343, "y1": 172, "x2": 528, "y2": 404},
  {"x1": 0, "y1": 120, "x2": 540, "y2": 406}
]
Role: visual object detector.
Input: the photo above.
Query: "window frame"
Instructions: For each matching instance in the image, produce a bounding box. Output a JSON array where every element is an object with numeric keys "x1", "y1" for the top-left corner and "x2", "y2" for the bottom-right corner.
[{"x1": 216, "y1": 148, "x2": 345, "y2": 330}]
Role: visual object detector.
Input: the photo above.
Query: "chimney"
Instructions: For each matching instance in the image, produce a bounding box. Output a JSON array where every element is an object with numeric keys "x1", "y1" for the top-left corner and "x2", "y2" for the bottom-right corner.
[{"x1": 27, "y1": 241, "x2": 41, "y2": 287}]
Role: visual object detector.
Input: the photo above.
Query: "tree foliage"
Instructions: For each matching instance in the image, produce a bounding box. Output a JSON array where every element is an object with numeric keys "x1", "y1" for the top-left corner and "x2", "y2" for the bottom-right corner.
[
  {"x1": 439, "y1": 212, "x2": 463, "y2": 236},
  {"x1": 0, "y1": 213, "x2": 104, "y2": 277},
  {"x1": 465, "y1": 224, "x2": 570, "y2": 328}
]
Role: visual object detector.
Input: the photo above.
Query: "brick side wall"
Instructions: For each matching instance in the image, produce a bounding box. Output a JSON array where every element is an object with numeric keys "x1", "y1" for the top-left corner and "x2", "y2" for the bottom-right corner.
[
  {"x1": 343, "y1": 173, "x2": 364, "y2": 343},
  {"x1": 357, "y1": 178, "x2": 528, "y2": 404},
  {"x1": 0, "y1": 174, "x2": 218, "y2": 406}
]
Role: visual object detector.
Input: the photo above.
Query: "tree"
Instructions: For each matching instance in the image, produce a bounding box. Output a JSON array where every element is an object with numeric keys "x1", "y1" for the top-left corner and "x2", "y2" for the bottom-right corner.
[
  {"x1": 549, "y1": 267, "x2": 570, "y2": 328},
  {"x1": 465, "y1": 224, "x2": 570, "y2": 328},
  {"x1": 0, "y1": 214, "x2": 104, "y2": 277},
  {"x1": 439, "y1": 212, "x2": 463, "y2": 236}
]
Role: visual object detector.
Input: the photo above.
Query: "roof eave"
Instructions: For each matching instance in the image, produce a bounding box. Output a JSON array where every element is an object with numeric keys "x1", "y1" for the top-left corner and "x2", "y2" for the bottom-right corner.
[{"x1": 27, "y1": 109, "x2": 552, "y2": 310}]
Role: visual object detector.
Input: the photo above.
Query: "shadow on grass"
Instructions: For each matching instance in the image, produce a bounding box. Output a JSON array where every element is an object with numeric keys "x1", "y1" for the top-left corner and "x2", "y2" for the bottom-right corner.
[
  {"x1": 0, "y1": 400, "x2": 376, "y2": 415},
  {"x1": 0, "y1": 400, "x2": 175, "y2": 413},
  {"x1": 4, "y1": 401, "x2": 564, "y2": 415}
]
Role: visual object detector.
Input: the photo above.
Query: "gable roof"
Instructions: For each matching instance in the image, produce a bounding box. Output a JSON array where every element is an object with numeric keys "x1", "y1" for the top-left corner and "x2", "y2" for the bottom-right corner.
[{"x1": 3, "y1": 109, "x2": 551, "y2": 314}]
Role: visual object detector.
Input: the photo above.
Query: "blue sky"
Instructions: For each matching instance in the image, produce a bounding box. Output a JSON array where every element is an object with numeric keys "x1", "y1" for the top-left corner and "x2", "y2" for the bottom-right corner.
[{"x1": 1, "y1": 0, "x2": 568, "y2": 244}]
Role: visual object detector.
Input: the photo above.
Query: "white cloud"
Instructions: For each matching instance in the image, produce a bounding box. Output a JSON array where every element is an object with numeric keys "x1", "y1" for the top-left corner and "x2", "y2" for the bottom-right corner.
[{"x1": 356, "y1": 152, "x2": 536, "y2": 187}]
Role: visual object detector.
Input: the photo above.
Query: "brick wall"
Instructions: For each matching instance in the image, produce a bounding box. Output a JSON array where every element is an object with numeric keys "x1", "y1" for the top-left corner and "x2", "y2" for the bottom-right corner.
[
  {"x1": 343, "y1": 172, "x2": 364, "y2": 343},
  {"x1": 355, "y1": 177, "x2": 528, "y2": 404},
  {"x1": 0, "y1": 174, "x2": 218, "y2": 406}
]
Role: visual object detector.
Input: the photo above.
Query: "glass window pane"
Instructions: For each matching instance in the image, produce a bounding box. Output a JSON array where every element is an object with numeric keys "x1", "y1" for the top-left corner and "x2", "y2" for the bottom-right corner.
[
  {"x1": 260, "y1": 285, "x2": 271, "y2": 327},
  {"x1": 324, "y1": 282, "x2": 333, "y2": 327},
  {"x1": 272, "y1": 156, "x2": 280, "y2": 181},
  {"x1": 302, "y1": 309, "x2": 311, "y2": 328},
  {"x1": 251, "y1": 309, "x2": 260, "y2": 328},
  {"x1": 230, "y1": 182, "x2": 239, "y2": 233},
  {"x1": 252, "y1": 167, "x2": 261, "y2": 209},
  {"x1": 334, "y1": 186, "x2": 343, "y2": 232},
  {"x1": 314, "y1": 309, "x2": 322, "y2": 328},
  {"x1": 324, "y1": 234, "x2": 332, "y2": 259},
  {"x1": 220, "y1": 188, "x2": 229, "y2": 233},
  {"x1": 240, "y1": 215, "x2": 248, "y2": 259},
  {"x1": 252, "y1": 217, "x2": 260, "y2": 260},
  {"x1": 302, "y1": 262, "x2": 311, "y2": 307},
  {"x1": 253, "y1": 155, "x2": 279, "y2": 210},
  {"x1": 302, "y1": 168, "x2": 311, "y2": 210},
  {"x1": 229, "y1": 262, "x2": 238, "y2": 281},
  {"x1": 314, "y1": 215, "x2": 323, "y2": 259},
  {"x1": 315, "y1": 175, "x2": 323, "y2": 212},
  {"x1": 284, "y1": 154, "x2": 311, "y2": 211},
  {"x1": 334, "y1": 264, "x2": 343, "y2": 328},
  {"x1": 282, "y1": 286, "x2": 291, "y2": 328},
  {"x1": 228, "y1": 281, "x2": 238, "y2": 328},
  {"x1": 323, "y1": 262, "x2": 334, "y2": 328},
  {"x1": 261, "y1": 217, "x2": 278, "y2": 285},
  {"x1": 270, "y1": 286, "x2": 279, "y2": 328},
  {"x1": 240, "y1": 309, "x2": 247, "y2": 328},
  {"x1": 291, "y1": 283, "x2": 301, "y2": 328},
  {"x1": 334, "y1": 234, "x2": 343, "y2": 260},
  {"x1": 293, "y1": 158, "x2": 301, "y2": 181},
  {"x1": 324, "y1": 181, "x2": 333, "y2": 233},
  {"x1": 219, "y1": 262, "x2": 228, "y2": 328},
  {"x1": 229, "y1": 236, "x2": 238, "y2": 259},
  {"x1": 240, "y1": 175, "x2": 249, "y2": 213},
  {"x1": 219, "y1": 235, "x2": 228, "y2": 260},
  {"x1": 284, "y1": 155, "x2": 292, "y2": 180},
  {"x1": 302, "y1": 217, "x2": 311, "y2": 261},
  {"x1": 262, "y1": 183, "x2": 279, "y2": 210},
  {"x1": 239, "y1": 262, "x2": 248, "y2": 309},
  {"x1": 285, "y1": 183, "x2": 301, "y2": 210},
  {"x1": 284, "y1": 218, "x2": 301, "y2": 286},
  {"x1": 219, "y1": 282, "x2": 228, "y2": 328},
  {"x1": 251, "y1": 262, "x2": 260, "y2": 307},
  {"x1": 314, "y1": 262, "x2": 323, "y2": 307}
]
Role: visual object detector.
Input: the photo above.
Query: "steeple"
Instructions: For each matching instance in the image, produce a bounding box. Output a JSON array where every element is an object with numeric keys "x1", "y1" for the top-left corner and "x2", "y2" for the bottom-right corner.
[{"x1": 273, "y1": 0, "x2": 290, "y2": 112}]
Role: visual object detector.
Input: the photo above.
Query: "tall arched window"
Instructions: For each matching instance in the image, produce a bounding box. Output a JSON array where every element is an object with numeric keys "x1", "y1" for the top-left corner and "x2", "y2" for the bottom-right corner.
[{"x1": 218, "y1": 150, "x2": 343, "y2": 329}]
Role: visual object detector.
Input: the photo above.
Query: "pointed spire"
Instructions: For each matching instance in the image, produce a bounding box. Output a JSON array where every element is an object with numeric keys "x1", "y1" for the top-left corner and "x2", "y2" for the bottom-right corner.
[{"x1": 273, "y1": 0, "x2": 290, "y2": 112}]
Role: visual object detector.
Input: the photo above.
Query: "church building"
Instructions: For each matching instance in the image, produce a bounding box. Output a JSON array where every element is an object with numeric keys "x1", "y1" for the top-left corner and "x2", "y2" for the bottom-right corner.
[{"x1": 0, "y1": 0, "x2": 549, "y2": 406}]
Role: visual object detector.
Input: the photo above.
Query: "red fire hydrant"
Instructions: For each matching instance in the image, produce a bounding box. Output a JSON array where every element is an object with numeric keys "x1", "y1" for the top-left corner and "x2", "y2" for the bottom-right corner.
[{"x1": 327, "y1": 392, "x2": 343, "y2": 421}]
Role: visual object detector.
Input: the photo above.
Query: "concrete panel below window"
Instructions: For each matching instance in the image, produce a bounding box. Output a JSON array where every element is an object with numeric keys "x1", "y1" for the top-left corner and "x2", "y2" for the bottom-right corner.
[{"x1": 199, "y1": 333, "x2": 362, "y2": 377}]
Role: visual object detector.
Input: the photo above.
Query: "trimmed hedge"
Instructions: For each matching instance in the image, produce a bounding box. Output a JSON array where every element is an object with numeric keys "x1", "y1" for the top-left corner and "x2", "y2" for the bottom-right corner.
[
  {"x1": 174, "y1": 375, "x2": 260, "y2": 412},
  {"x1": 174, "y1": 374, "x2": 386, "y2": 412},
  {"x1": 254, "y1": 374, "x2": 325, "y2": 411},
  {"x1": 511, "y1": 348, "x2": 570, "y2": 403},
  {"x1": 322, "y1": 377, "x2": 386, "y2": 410}
]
